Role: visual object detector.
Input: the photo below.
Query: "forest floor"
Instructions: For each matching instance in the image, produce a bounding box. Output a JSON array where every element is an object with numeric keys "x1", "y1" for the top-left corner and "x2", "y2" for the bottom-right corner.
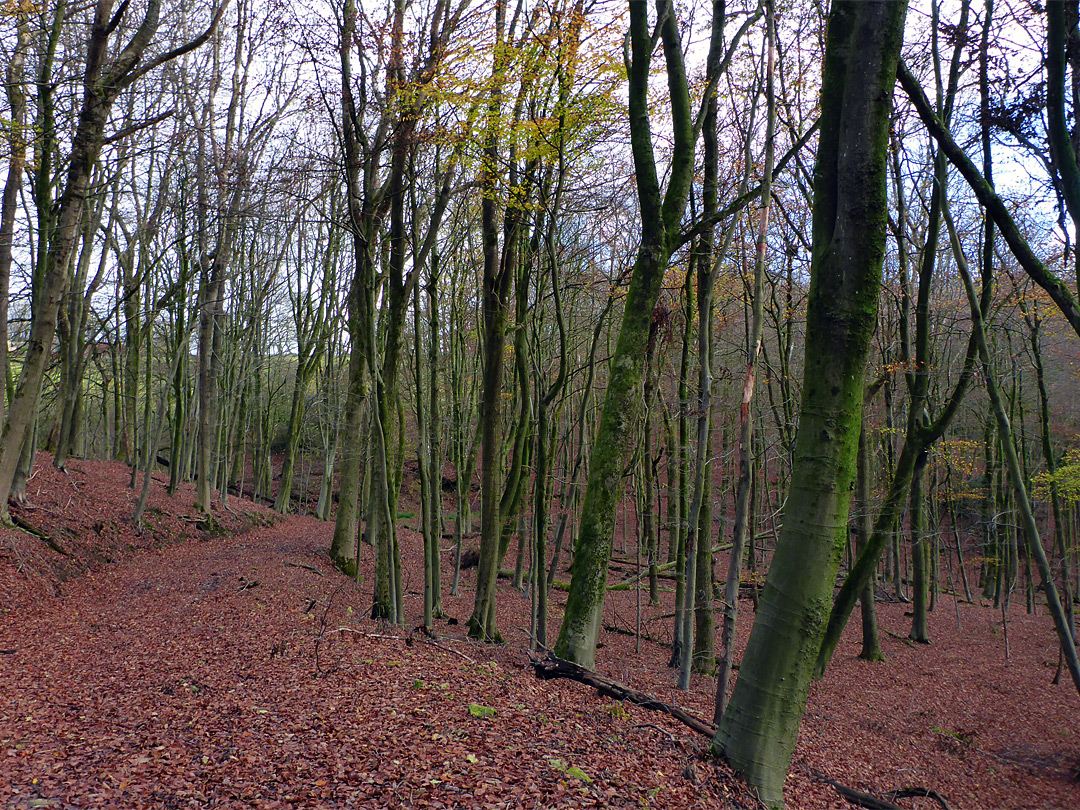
[{"x1": 1, "y1": 454, "x2": 1078, "y2": 809}]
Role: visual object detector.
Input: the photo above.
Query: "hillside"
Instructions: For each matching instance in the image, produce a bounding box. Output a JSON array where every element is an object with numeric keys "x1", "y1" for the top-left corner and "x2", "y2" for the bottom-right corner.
[{"x1": 1, "y1": 455, "x2": 1078, "y2": 809}]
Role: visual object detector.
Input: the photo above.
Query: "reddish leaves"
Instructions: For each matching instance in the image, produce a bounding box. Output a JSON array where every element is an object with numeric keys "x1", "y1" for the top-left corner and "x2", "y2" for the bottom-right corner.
[{"x1": 1, "y1": 454, "x2": 1078, "y2": 809}]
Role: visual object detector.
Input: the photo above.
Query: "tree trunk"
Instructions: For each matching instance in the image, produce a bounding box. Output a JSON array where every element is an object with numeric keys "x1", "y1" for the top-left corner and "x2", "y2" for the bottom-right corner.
[
  {"x1": 0, "y1": 0, "x2": 207, "y2": 520},
  {"x1": 0, "y1": 12, "x2": 30, "y2": 430},
  {"x1": 943, "y1": 199, "x2": 1080, "y2": 696},
  {"x1": 716, "y1": 0, "x2": 773, "y2": 716},
  {"x1": 555, "y1": 0, "x2": 697, "y2": 668},
  {"x1": 712, "y1": 3, "x2": 907, "y2": 805},
  {"x1": 909, "y1": 453, "x2": 931, "y2": 643}
]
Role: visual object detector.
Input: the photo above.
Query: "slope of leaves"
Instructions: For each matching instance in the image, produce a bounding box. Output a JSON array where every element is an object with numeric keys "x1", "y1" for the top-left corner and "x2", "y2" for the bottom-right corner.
[{"x1": 1, "y1": 454, "x2": 1078, "y2": 809}]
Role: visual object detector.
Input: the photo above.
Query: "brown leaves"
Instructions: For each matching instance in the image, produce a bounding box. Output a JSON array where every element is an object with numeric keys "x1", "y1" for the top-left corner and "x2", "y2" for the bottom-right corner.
[{"x1": 1, "y1": 452, "x2": 1078, "y2": 809}]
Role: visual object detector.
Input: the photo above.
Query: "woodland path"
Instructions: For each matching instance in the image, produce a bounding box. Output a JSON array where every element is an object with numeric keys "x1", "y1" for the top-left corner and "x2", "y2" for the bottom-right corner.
[{"x1": 0, "y1": 513, "x2": 754, "y2": 810}]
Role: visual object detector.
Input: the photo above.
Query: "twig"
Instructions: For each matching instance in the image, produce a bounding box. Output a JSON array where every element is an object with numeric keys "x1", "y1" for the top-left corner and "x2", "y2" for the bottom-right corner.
[
  {"x1": 336, "y1": 628, "x2": 399, "y2": 640},
  {"x1": 884, "y1": 788, "x2": 953, "y2": 810},
  {"x1": 284, "y1": 561, "x2": 323, "y2": 576},
  {"x1": 603, "y1": 622, "x2": 668, "y2": 648},
  {"x1": 418, "y1": 637, "x2": 476, "y2": 664},
  {"x1": 313, "y1": 582, "x2": 348, "y2": 676},
  {"x1": 632, "y1": 723, "x2": 676, "y2": 743}
]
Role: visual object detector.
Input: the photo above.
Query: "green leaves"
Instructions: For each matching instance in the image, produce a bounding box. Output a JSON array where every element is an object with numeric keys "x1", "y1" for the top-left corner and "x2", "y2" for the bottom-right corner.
[
  {"x1": 467, "y1": 703, "x2": 496, "y2": 719},
  {"x1": 547, "y1": 758, "x2": 592, "y2": 782}
]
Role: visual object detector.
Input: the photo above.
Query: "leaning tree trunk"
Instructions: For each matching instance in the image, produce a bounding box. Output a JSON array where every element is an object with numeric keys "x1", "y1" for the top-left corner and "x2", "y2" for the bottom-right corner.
[
  {"x1": 712, "y1": 3, "x2": 908, "y2": 806},
  {"x1": 943, "y1": 199, "x2": 1080, "y2": 696},
  {"x1": 0, "y1": 12, "x2": 30, "y2": 430},
  {"x1": 554, "y1": 0, "x2": 697, "y2": 668}
]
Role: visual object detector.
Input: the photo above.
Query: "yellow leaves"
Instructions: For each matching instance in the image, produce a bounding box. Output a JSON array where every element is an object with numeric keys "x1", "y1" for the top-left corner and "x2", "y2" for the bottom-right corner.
[
  {"x1": 933, "y1": 438, "x2": 979, "y2": 478},
  {"x1": 0, "y1": 0, "x2": 40, "y2": 15},
  {"x1": 1032, "y1": 448, "x2": 1080, "y2": 504}
]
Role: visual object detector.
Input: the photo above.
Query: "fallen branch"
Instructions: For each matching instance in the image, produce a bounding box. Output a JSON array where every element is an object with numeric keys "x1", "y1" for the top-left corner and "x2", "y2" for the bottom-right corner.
[
  {"x1": 336, "y1": 628, "x2": 400, "y2": 641},
  {"x1": 812, "y1": 772, "x2": 952, "y2": 810},
  {"x1": 10, "y1": 515, "x2": 68, "y2": 557},
  {"x1": 814, "y1": 773, "x2": 905, "y2": 810},
  {"x1": 284, "y1": 561, "x2": 323, "y2": 576},
  {"x1": 602, "y1": 622, "x2": 669, "y2": 648},
  {"x1": 529, "y1": 652, "x2": 716, "y2": 739},
  {"x1": 333, "y1": 625, "x2": 476, "y2": 664},
  {"x1": 885, "y1": 788, "x2": 952, "y2": 810},
  {"x1": 418, "y1": 636, "x2": 476, "y2": 664},
  {"x1": 884, "y1": 629, "x2": 917, "y2": 647}
]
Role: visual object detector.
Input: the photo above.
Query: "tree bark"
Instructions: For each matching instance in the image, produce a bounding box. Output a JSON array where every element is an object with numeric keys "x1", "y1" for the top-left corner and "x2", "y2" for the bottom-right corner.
[
  {"x1": 712, "y1": 3, "x2": 907, "y2": 805},
  {"x1": 0, "y1": 0, "x2": 220, "y2": 520},
  {"x1": 943, "y1": 200, "x2": 1080, "y2": 696},
  {"x1": 554, "y1": 0, "x2": 697, "y2": 668},
  {"x1": 0, "y1": 12, "x2": 30, "y2": 430}
]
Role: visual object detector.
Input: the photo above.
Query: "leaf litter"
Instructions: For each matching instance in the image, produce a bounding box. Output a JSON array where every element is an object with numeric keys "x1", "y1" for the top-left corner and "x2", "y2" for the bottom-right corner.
[{"x1": 0, "y1": 453, "x2": 1077, "y2": 809}]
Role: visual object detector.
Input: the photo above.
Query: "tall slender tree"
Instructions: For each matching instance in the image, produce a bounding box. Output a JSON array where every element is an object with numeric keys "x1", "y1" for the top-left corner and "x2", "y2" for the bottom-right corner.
[
  {"x1": 0, "y1": 0, "x2": 227, "y2": 523},
  {"x1": 712, "y1": 2, "x2": 908, "y2": 806}
]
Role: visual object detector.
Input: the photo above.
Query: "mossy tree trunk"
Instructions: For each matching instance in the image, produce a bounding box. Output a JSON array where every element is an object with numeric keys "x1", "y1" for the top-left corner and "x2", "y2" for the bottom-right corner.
[
  {"x1": 670, "y1": 271, "x2": 693, "y2": 668},
  {"x1": 0, "y1": 10, "x2": 30, "y2": 432},
  {"x1": 855, "y1": 424, "x2": 884, "y2": 661},
  {"x1": 330, "y1": 0, "x2": 382, "y2": 576},
  {"x1": 553, "y1": 0, "x2": 699, "y2": 668},
  {"x1": 468, "y1": 0, "x2": 533, "y2": 641},
  {"x1": 814, "y1": 16, "x2": 989, "y2": 670},
  {"x1": 1018, "y1": 294, "x2": 1077, "y2": 652},
  {"x1": 942, "y1": 199, "x2": 1080, "y2": 696},
  {"x1": 908, "y1": 450, "x2": 931, "y2": 643},
  {"x1": 711, "y1": 2, "x2": 907, "y2": 806}
]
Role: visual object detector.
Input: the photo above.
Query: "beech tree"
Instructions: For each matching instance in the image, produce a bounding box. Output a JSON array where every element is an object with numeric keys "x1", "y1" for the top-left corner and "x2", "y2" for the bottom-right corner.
[
  {"x1": 0, "y1": 9, "x2": 30, "y2": 433},
  {"x1": 554, "y1": 0, "x2": 765, "y2": 669},
  {"x1": 0, "y1": 0, "x2": 227, "y2": 524},
  {"x1": 711, "y1": 2, "x2": 908, "y2": 806}
]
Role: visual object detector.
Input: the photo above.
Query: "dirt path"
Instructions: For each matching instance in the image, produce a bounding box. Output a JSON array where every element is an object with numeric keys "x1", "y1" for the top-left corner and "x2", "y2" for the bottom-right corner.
[{"x1": 0, "y1": 517, "x2": 752, "y2": 810}]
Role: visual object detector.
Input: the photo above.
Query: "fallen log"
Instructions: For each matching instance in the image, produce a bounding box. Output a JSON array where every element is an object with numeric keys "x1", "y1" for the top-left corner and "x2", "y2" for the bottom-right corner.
[
  {"x1": 812, "y1": 772, "x2": 952, "y2": 810},
  {"x1": 814, "y1": 774, "x2": 905, "y2": 810},
  {"x1": 11, "y1": 514, "x2": 68, "y2": 557},
  {"x1": 529, "y1": 652, "x2": 716, "y2": 739}
]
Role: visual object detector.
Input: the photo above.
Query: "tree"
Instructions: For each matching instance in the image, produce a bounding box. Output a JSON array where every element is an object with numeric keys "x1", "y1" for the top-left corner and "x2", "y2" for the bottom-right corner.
[
  {"x1": 0, "y1": 0, "x2": 227, "y2": 523},
  {"x1": 942, "y1": 196, "x2": 1080, "y2": 695},
  {"x1": 711, "y1": 2, "x2": 908, "y2": 806},
  {"x1": 0, "y1": 9, "x2": 31, "y2": 431},
  {"x1": 716, "y1": 0, "x2": 775, "y2": 713},
  {"x1": 468, "y1": 0, "x2": 543, "y2": 642},
  {"x1": 552, "y1": 0, "x2": 700, "y2": 667},
  {"x1": 553, "y1": 0, "x2": 764, "y2": 669}
]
